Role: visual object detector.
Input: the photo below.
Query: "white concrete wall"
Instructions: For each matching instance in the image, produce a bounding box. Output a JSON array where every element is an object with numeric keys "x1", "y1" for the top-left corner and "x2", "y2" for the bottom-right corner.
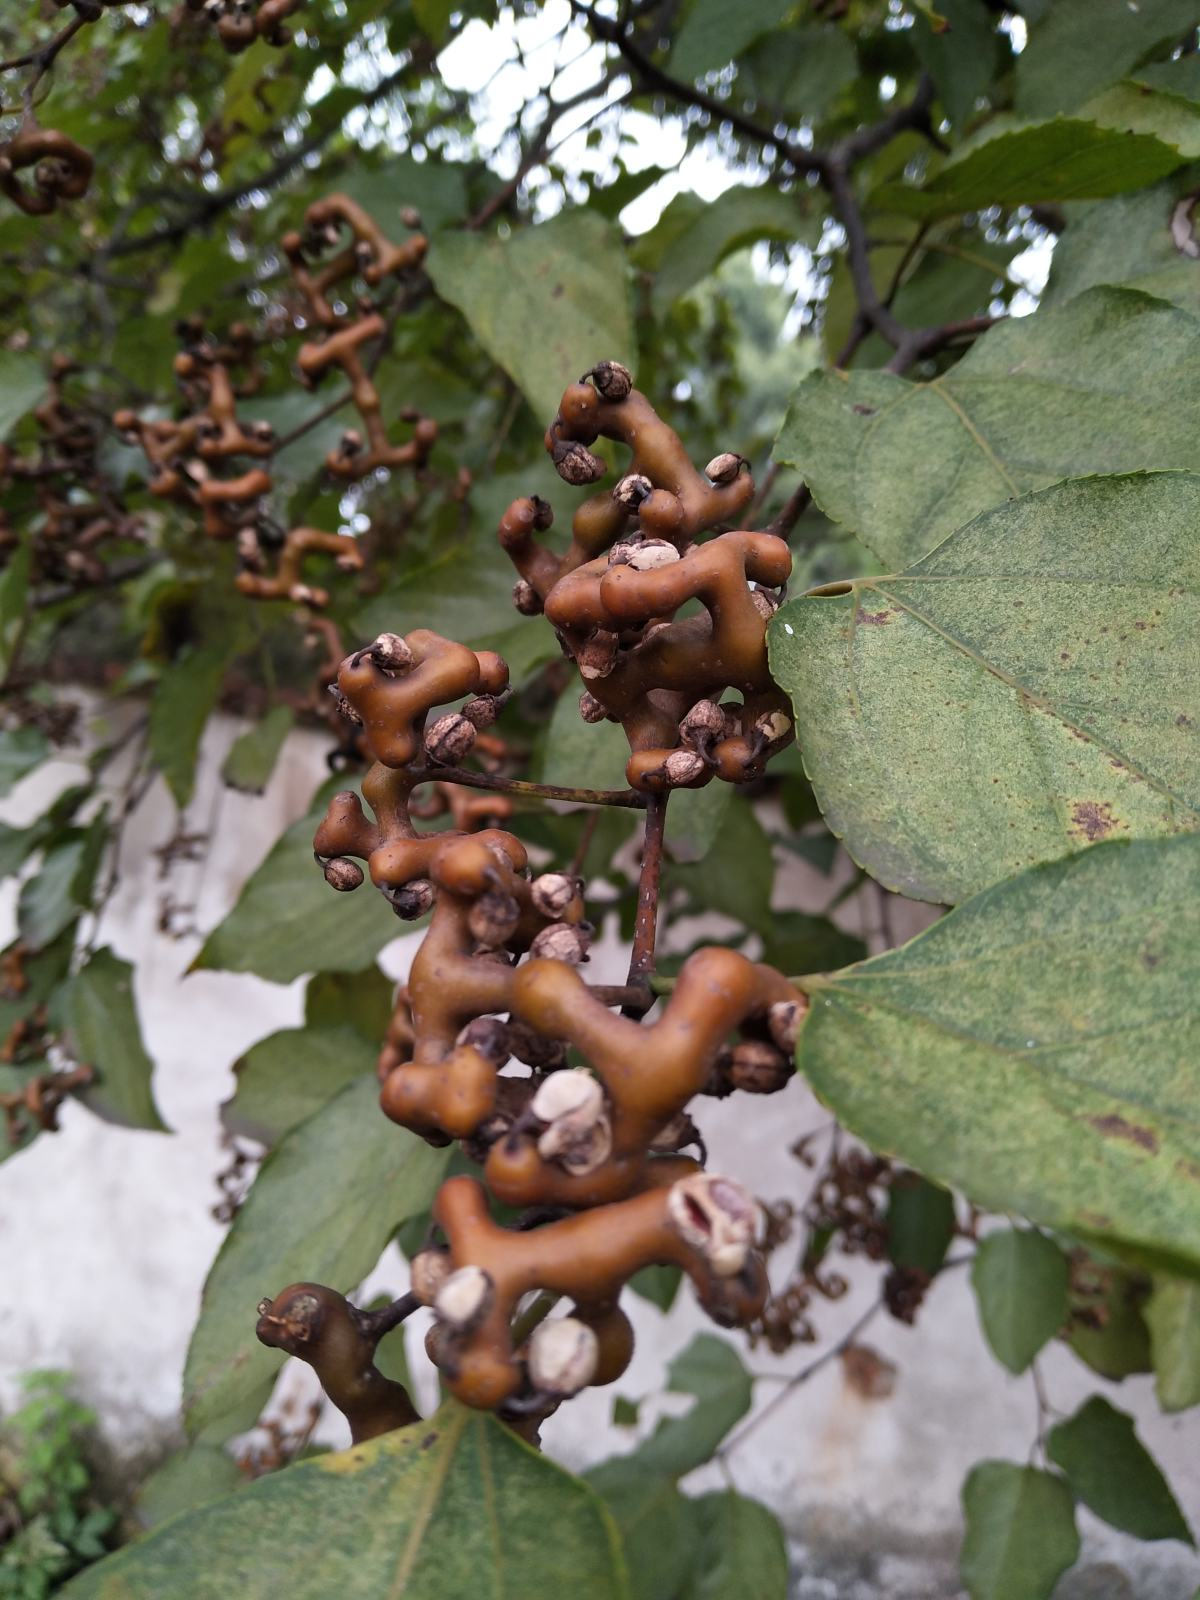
[{"x1": 0, "y1": 711, "x2": 1196, "y2": 1596}]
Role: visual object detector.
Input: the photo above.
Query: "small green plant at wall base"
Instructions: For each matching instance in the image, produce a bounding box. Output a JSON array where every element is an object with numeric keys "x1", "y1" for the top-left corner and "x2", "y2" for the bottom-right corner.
[
  {"x1": 0, "y1": 3, "x2": 1198, "y2": 1598},
  {"x1": 0, "y1": 1374, "x2": 115, "y2": 1599}
]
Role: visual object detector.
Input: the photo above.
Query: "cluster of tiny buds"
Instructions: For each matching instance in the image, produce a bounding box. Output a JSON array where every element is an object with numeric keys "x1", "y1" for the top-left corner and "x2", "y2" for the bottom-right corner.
[{"x1": 581, "y1": 360, "x2": 634, "y2": 401}]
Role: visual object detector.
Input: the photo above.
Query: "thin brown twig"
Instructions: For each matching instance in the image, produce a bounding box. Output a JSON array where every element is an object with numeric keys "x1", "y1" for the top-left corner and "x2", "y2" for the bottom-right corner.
[
  {"x1": 626, "y1": 789, "x2": 667, "y2": 989},
  {"x1": 411, "y1": 765, "x2": 648, "y2": 810}
]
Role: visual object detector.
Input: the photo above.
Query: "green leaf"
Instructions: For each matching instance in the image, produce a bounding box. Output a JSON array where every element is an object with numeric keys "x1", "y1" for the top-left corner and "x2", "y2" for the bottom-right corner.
[
  {"x1": 221, "y1": 706, "x2": 294, "y2": 794},
  {"x1": 960, "y1": 1462, "x2": 1079, "y2": 1600},
  {"x1": 1016, "y1": 0, "x2": 1200, "y2": 116},
  {"x1": 794, "y1": 833, "x2": 1200, "y2": 1275},
  {"x1": 887, "y1": 1173, "x2": 956, "y2": 1277},
  {"x1": 18, "y1": 832, "x2": 94, "y2": 951},
  {"x1": 193, "y1": 779, "x2": 400, "y2": 983},
  {"x1": 427, "y1": 211, "x2": 635, "y2": 424},
  {"x1": 668, "y1": 0, "x2": 783, "y2": 79},
  {"x1": 62, "y1": 1404, "x2": 630, "y2": 1599},
  {"x1": 1145, "y1": 1276, "x2": 1200, "y2": 1411},
  {"x1": 134, "y1": 1443, "x2": 244, "y2": 1529},
  {"x1": 777, "y1": 286, "x2": 1200, "y2": 571},
  {"x1": 735, "y1": 25, "x2": 856, "y2": 121},
  {"x1": 335, "y1": 153, "x2": 468, "y2": 234},
  {"x1": 0, "y1": 350, "x2": 47, "y2": 442},
  {"x1": 680, "y1": 1491, "x2": 788, "y2": 1600},
  {"x1": 591, "y1": 1335, "x2": 753, "y2": 1487},
  {"x1": 1047, "y1": 1396, "x2": 1192, "y2": 1543},
  {"x1": 665, "y1": 794, "x2": 774, "y2": 932},
  {"x1": 0, "y1": 542, "x2": 30, "y2": 680},
  {"x1": 184, "y1": 1078, "x2": 449, "y2": 1441},
  {"x1": 306, "y1": 965, "x2": 394, "y2": 1041},
  {"x1": 628, "y1": 1263, "x2": 682, "y2": 1312},
  {"x1": 970, "y1": 1229, "x2": 1068, "y2": 1374},
  {"x1": 1080, "y1": 81, "x2": 1200, "y2": 159},
  {"x1": 650, "y1": 187, "x2": 813, "y2": 317},
  {"x1": 221, "y1": 1024, "x2": 376, "y2": 1146},
  {"x1": 770, "y1": 472, "x2": 1200, "y2": 905},
  {"x1": 67, "y1": 948, "x2": 167, "y2": 1132},
  {"x1": 873, "y1": 117, "x2": 1187, "y2": 219},
  {"x1": 1066, "y1": 1263, "x2": 1152, "y2": 1381},
  {"x1": 594, "y1": 1475, "x2": 694, "y2": 1600},
  {"x1": 761, "y1": 911, "x2": 867, "y2": 978},
  {"x1": 0, "y1": 726, "x2": 49, "y2": 797},
  {"x1": 149, "y1": 642, "x2": 227, "y2": 809},
  {"x1": 912, "y1": 0, "x2": 1001, "y2": 129}
]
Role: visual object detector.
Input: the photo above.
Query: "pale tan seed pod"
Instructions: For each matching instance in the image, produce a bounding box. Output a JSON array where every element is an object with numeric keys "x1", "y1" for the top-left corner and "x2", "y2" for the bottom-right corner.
[
  {"x1": 553, "y1": 440, "x2": 607, "y2": 486},
  {"x1": 529, "y1": 922, "x2": 590, "y2": 965},
  {"x1": 462, "y1": 693, "x2": 504, "y2": 729},
  {"x1": 578, "y1": 690, "x2": 608, "y2": 724},
  {"x1": 585, "y1": 360, "x2": 633, "y2": 401},
  {"x1": 528, "y1": 1316, "x2": 600, "y2": 1396},
  {"x1": 370, "y1": 632, "x2": 414, "y2": 673},
  {"x1": 662, "y1": 750, "x2": 707, "y2": 787},
  {"x1": 612, "y1": 472, "x2": 652, "y2": 510},
  {"x1": 705, "y1": 451, "x2": 746, "y2": 485},
  {"x1": 754, "y1": 710, "x2": 793, "y2": 746},
  {"x1": 666, "y1": 1172, "x2": 760, "y2": 1277},
  {"x1": 322, "y1": 856, "x2": 364, "y2": 892},
  {"x1": 607, "y1": 539, "x2": 642, "y2": 567},
  {"x1": 327, "y1": 684, "x2": 364, "y2": 725},
  {"x1": 531, "y1": 1068, "x2": 604, "y2": 1126},
  {"x1": 768, "y1": 998, "x2": 807, "y2": 1054},
  {"x1": 533, "y1": 1069, "x2": 611, "y2": 1174},
  {"x1": 411, "y1": 1249, "x2": 452, "y2": 1307},
  {"x1": 425, "y1": 712, "x2": 477, "y2": 765},
  {"x1": 435, "y1": 1265, "x2": 493, "y2": 1330},
  {"x1": 627, "y1": 539, "x2": 681, "y2": 572},
  {"x1": 531, "y1": 873, "x2": 579, "y2": 920}
]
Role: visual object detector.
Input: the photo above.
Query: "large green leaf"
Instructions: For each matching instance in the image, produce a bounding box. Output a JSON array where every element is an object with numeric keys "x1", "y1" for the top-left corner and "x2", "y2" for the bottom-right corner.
[
  {"x1": 149, "y1": 642, "x2": 228, "y2": 809},
  {"x1": 221, "y1": 1023, "x2": 375, "y2": 1146},
  {"x1": 0, "y1": 350, "x2": 47, "y2": 441},
  {"x1": 1016, "y1": 0, "x2": 1200, "y2": 116},
  {"x1": 1043, "y1": 181, "x2": 1200, "y2": 314},
  {"x1": 795, "y1": 833, "x2": 1200, "y2": 1274},
  {"x1": 62, "y1": 1404, "x2": 630, "y2": 1599},
  {"x1": 221, "y1": 706, "x2": 294, "y2": 795},
  {"x1": 427, "y1": 211, "x2": 635, "y2": 424},
  {"x1": 667, "y1": 0, "x2": 782, "y2": 79},
  {"x1": 67, "y1": 947, "x2": 167, "y2": 1131},
  {"x1": 1046, "y1": 1396, "x2": 1192, "y2": 1543},
  {"x1": 193, "y1": 779, "x2": 400, "y2": 983},
  {"x1": 770, "y1": 472, "x2": 1200, "y2": 904},
  {"x1": 184, "y1": 1078, "x2": 449, "y2": 1441},
  {"x1": 1145, "y1": 1276, "x2": 1200, "y2": 1410},
  {"x1": 970, "y1": 1229, "x2": 1068, "y2": 1374},
  {"x1": 959, "y1": 1462, "x2": 1079, "y2": 1600},
  {"x1": 680, "y1": 1491, "x2": 788, "y2": 1600},
  {"x1": 650, "y1": 187, "x2": 813, "y2": 317},
  {"x1": 0, "y1": 726, "x2": 49, "y2": 797},
  {"x1": 775, "y1": 285, "x2": 1200, "y2": 570},
  {"x1": 0, "y1": 543, "x2": 30, "y2": 681},
  {"x1": 872, "y1": 117, "x2": 1187, "y2": 219}
]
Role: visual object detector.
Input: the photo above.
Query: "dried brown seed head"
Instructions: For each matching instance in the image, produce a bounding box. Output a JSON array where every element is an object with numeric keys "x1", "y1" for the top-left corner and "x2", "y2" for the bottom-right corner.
[
  {"x1": 553, "y1": 440, "x2": 607, "y2": 486},
  {"x1": 529, "y1": 922, "x2": 591, "y2": 965},
  {"x1": 768, "y1": 998, "x2": 807, "y2": 1054},
  {"x1": 456, "y1": 1017, "x2": 512, "y2": 1066},
  {"x1": 410, "y1": 1249, "x2": 452, "y2": 1307},
  {"x1": 577, "y1": 629, "x2": 618, "y2": 682},
  {"x1": 680, "y1": 700, "x2": 725, "y2": 752},
  {"x1": 728, "y1": 1039, "x2": 792, "y2": 1095},
  {"x1": 512, "y1": 578, "x2": 544, "y2": 616},
  {"x1": 506, "y1": 1019, "x2": 569, "y2": 1071},
  {"x1": 327, "y1": 685, "x2": 364, "y2": 725},
  {"x1": 468, "y1": 890, "x2": 521, "y2": 949},
  {"x1": 751, "y1": 587, "x2": 781, "y2": 621},
  {"x1": 705, "y1": 452, "x2": 746, "y2": 485},
  {"x1": 754, "y1": 710, "x2": 793, "y2": 746},
  {"x1": 322, "y1": 856, "x2": 364, "y2": 892},
  {"x1": 584, "y1": 360, "x2": 634, "y2": 401},
  {"x1": 385, "y1": 878, "x2": 435, "y2": 919},
  {"x1": 369, "y1": 632, "x2": 415, "y2": 673},
  {"x1": 462, "y1": 693, "x2": 505, "y2": 730},
  {"x1": 667, "y1": 1172, "x2": 760, "y2": 1277},
  {"x1": 425, "y1": 712, "x2": 477, "y2": 766},
  {"x1": 528, "y1": 1317, "x2": 600, "y2": 1396},
  {"x1": 578, "y1": 690, "x2": 608, "y2": 724},
  {"x1": 435, "y1": 1265, "x2": 493, "y2": 1330}
]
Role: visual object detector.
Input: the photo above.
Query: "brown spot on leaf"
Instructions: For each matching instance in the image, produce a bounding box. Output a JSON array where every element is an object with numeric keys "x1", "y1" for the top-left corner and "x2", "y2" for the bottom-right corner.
[
  {"x1": 1070, "y1": 801, "x2": 1119, "y2": 841},
  {"x1": 1176, "y1": 1158, "x2": 1200, "y2": 1183},
  {"x1": 421, "y1": 1431, "x2": 438, "y2": 1449},
  {"x1": 1089, "y1": 1114, "x2": 1159, "y2": 1154},
  {"x1": 1177, "y1": 714, "x2": 1195, "y2": 730},
  {"x1": 1078, "y1": 1209, "x2": 1112, "y2": 1230},
  {"x1": 859, "y1": 608, "x2": 897, "y2": 626},
  {"x1": 852, "y1": 403, "x2": 877, "y2": 416}
]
